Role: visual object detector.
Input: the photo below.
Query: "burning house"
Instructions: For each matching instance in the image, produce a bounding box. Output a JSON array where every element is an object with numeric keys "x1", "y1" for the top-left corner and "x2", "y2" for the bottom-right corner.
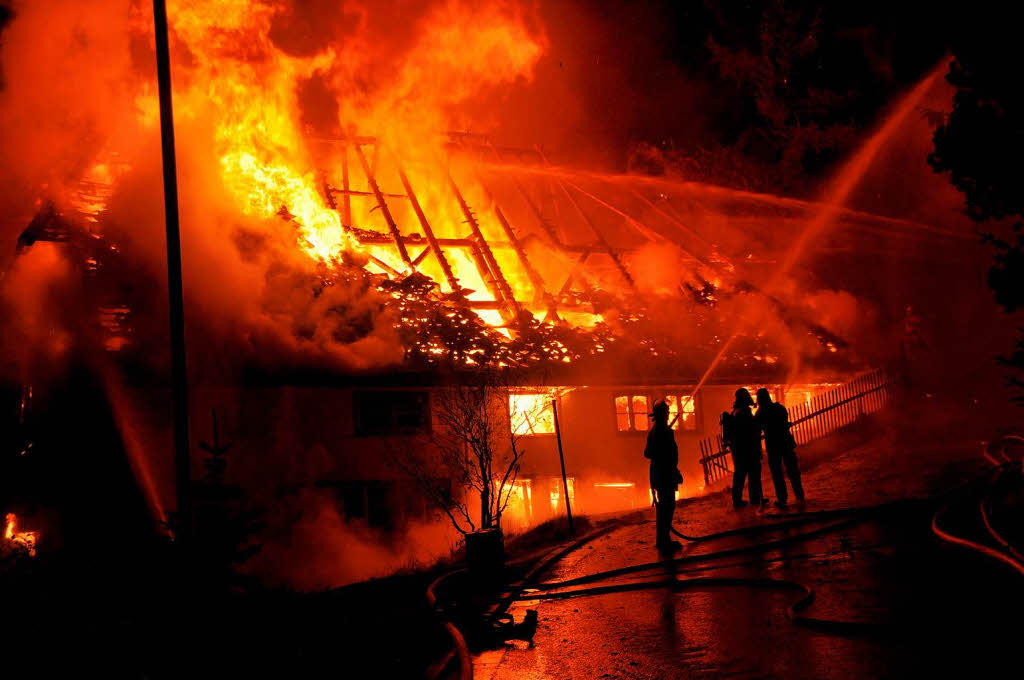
[
  {"x1": 1, "y1": 127, "x2": 890, "y2": 584},
  {"x1": 0, "y1": 1, "x2": 987, "y2": 588}
]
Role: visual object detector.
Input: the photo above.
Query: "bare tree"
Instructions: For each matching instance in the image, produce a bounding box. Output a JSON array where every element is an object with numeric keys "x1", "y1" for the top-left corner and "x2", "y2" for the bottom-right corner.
[{"x1": 389, "y1": 369, "x2": 550, "y2": 536}]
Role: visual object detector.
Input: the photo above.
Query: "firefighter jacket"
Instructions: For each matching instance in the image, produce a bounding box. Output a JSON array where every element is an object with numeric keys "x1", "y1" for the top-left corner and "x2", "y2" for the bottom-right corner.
[
  {"x1": 722, "y1": 406, "x2": 762, "y2": 461},
  {"x1": 645, "y1": 422, "x2": 682, "y2": 490},
  {"x1": 756, "y1": 402, "x2": 796, "y2": 453}
]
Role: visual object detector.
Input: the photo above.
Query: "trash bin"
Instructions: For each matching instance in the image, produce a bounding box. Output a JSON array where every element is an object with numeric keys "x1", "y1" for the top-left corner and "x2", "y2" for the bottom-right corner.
[{"x1": 465, "y1": 527, "x2": 504, "y2": 577}]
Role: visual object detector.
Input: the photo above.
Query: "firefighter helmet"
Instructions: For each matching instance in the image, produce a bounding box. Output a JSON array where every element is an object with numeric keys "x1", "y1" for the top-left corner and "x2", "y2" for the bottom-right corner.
[
  {"x1": 649, "y1": 399, "x2": 670, "y2": 420},
  {"x1": 734, "y1": 388, "x2": 754, "y2": 408}
]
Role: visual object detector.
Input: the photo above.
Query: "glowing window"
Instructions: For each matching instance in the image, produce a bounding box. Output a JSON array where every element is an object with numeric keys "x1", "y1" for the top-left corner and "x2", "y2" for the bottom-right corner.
[
  {"x1": 665, "y1": 395, "x2": 697, "y2": 431},
  {"x1": 501, "y1": 479, "x2": 533, "y2": 526},
  {"x1": 509, "y1": 393, "x2": 555, "y2": 435},
  {"x1": 550, "y1": 477, "x2": 576, "y2": 513},
  {"x1": 632, "y1": 396, "x2": 650, "y2": 430},
  {"x1": 614, "y1": 394, "x2": 651, "y2": 432},
  {"x1": 614, "y1": 396, "x2": 632, "y2": 431}
]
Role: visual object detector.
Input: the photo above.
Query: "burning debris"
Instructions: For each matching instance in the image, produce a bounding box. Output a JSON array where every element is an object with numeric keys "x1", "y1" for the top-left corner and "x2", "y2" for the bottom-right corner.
[
  {"x1": 3, "y1": 513, "x2": 37, "y2": 557},
  {"x1": 0, "y1": 0, "x2": 923, "y2": 382}
]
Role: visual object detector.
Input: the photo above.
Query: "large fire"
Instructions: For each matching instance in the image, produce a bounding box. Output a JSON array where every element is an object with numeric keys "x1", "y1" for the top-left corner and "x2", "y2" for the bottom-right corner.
[
  {"x1": 3, "y1": 513, "x2": 38, "y2": 557},
  {"x1": 127, "y1": 0, "x2": 550, "y2": 328},
  {"x1": 1, "y1": 0, "x2": 934, "y2": 375},
  {"x1": 155, "y1": 1, "x2": 351, "y2": 261}
]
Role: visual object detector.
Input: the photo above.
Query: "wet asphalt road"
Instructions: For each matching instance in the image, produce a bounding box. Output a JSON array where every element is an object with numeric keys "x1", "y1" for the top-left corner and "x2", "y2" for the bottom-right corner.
[{"x1": 475, "y1": 437, "x2": 1023, "y2": 679}]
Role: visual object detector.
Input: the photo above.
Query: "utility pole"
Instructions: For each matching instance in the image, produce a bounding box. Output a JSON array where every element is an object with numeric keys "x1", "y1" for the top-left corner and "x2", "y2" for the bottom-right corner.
[
  {"x1": 551, "y1": 398, "x2": 574, "y2": 535},
  {"x1": 153, "y1": 0, "x2": 191, "y2": 544}
]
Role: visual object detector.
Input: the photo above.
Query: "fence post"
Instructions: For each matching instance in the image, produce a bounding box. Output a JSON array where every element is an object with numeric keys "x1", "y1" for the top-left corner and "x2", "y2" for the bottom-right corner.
[
  {"x1": 857, "y1": 377, "x2": 865, "y2": 419},
  {"x1": 843, "y1": 384, "x2": 851, "y2": 426},
  {"x1": 837, "y1": 385, "x2": 844, "y2": 428},
  {"x1": 700, "y1": 439, "x2": 709, "y2": 488}
]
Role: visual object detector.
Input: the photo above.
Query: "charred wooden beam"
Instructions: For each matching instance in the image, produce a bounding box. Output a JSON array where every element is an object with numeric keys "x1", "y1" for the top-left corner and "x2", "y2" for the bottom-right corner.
[
  {"x1": 321, "y1": 174, "x2": 338, "y2": 211},
  {"x1": 478, "y1": 181, "x2": 558, "y2": 316},
  {"x1": 447, "y1": 174, "x2": 518, "y2": 321},
  {"x1": 354, "y1": 144, "x2": 413, "y2": 268},
  {"x1": 310, "y1": 134, "x2": 379, "y2": 146},
  {"x1": 445, "y1": 131, "x2": 544, "y2": 164},
  {"x1": 354, "y1": 231, "x2": 602, "y2": 254},
  {"x1": 462, "y1": 299, "x2": 595, "y2": 312},
  {"x1": 395, "y1": 161, "x2": 460, "y2": 292},
  {"x1": 556, "y1": 182, "x2": 635, "y2": 290},
  {"x1": 368, "y1": 255, "x2": 403, "y2": 277},
  {"x1": 327, "y1": 188, "x2": 408, "y2": 199},
  {"x1": 558, "y1": 248, "x2": 592, "y2": 298},
  {"x1": 410, "y1": 247, "x2": 431, "y2": 268},
  {"x1": 526, "y1": 146, "x2": 636, "y2": 290},
  {"x1": 479, "y1": 138, "x2": 566, "y2": 249},
  {"x1": 340, "y1": 146, "x2": 353, "y2": 229},
  {"x1": 492, "y1": 202, "x2": 554, "y2": 307},
  {"x1": 563, "y1": 179, "x2": 666, "y2": 244}
]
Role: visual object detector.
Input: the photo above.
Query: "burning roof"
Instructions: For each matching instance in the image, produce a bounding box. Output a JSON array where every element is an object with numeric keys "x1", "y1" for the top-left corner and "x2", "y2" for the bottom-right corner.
[{"x1": 0, "y1": 1, "x2": 967, "y2": 385}]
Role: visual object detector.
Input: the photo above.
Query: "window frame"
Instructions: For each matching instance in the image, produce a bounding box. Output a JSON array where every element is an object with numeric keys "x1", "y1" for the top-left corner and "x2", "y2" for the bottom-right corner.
[
  {"x1": 613, "y1": 390, "x2": 701, "y2": 434},
  {"x1": 508, "y1": 392, "x2": 557, "y2": 437},
  {"x1": 665, "y1": 393, "x2": 699, "y2": 432},
  {"x1": 613, "y1": 393, "x2": 652, "y2": 433}
]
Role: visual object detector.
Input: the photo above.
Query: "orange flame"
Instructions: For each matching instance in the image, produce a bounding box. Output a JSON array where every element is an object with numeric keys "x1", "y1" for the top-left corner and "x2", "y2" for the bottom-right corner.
[
  {"x1": 4, "y1": 513, "x2": 38, "y2": 557},
  {"x1": 153, "y1": 0, "x2": 546, "y2": 281}
]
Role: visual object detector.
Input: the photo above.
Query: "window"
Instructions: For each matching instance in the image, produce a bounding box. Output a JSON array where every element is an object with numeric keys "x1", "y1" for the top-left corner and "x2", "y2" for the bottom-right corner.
[
  {"x1": 509, "y1": 393, "x2": 555, "y2": 435},
  {"x1": 501, "y1": 479, "x2": 534, "y2": 527},
  {"x1": 340, "y1": 481, "x2": 393, "y2": 528},
  {"x1": 614, "y1": 395, "x2": 650, "y2": 432},
  {"x1": 615, "y1": 392, "x2": 698, "y2": 432},
  {"x1": 354, "y1": 390, "x2": 429, "y2": 436},
  {"x1": 665, "y1": 394, "x2": 697, "y2": 431},
  {"x1": 549, "y1": 477, "x2": 575, "y2": 513}
]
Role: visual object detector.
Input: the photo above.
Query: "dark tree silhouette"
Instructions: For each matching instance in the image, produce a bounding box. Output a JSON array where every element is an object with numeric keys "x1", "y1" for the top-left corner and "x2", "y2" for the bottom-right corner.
[
  {"x1": 386, "y1": 368, "x2": 546, "y2": 535},
  {"x1": 930, "y1": 20, "x2": 1024, "y2": 402}
]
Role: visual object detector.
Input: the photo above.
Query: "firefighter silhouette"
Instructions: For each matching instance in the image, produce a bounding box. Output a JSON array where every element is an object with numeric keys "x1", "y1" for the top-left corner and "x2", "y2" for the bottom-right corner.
[
  {"x1": 755, "y1": 388, "x2": 805, "y2": 507},
  {"x1": 644, "y1": 399, "x2": 683, "y2": 552},
  {"x1": 721, "y1": 388, "x2": 764, "y2": 508}
]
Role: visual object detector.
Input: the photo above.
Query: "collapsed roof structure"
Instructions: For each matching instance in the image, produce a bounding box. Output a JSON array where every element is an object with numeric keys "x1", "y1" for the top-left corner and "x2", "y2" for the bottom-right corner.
[{"x1": 12, "y1": 123, "x2": 971, "y2": 388}]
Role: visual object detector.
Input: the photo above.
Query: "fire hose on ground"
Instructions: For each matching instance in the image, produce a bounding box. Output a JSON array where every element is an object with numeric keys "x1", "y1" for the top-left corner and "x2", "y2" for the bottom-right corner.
[
  {"x1": 512, "y1": 472, "x2": 1024, "y2": 639},
  {"x1": 514, "y1": 503, "x2": 902, "y2": 637},
  {"x1": 930, "y1": 440, "x2": 1024, "y2": 578},
  {"x1": 436, "y1": 444, "x2": 1022, "y2": 676}
]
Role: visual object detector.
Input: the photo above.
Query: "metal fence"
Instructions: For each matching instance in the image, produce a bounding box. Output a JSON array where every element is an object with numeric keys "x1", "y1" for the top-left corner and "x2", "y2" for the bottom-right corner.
[{"x1": 698, "y1": 369, "x2": 898, "y2": 488}]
